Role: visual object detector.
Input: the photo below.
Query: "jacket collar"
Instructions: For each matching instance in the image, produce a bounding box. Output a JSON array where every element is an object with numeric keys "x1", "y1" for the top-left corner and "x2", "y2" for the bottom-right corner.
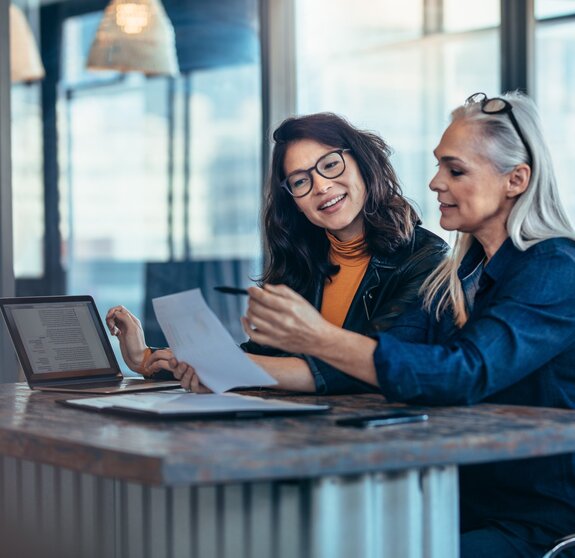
[
  {"x1": 457, "y1": 237, "x2": 517, "y2": 313},
  {"x1": 458, "y1": 236, "x2": 516, "y2": 283},
  {"x1": 311, "y1": 234, "x2": 416, "y2": 305},
  {"x1": 484, "y1": 237, "x2": 517, "y2": 282},
  {"x1": 370, "y1": 232, "x2": 417, "y2": 269},
  {"x1": 311, "y1": 253, "x2": 382, "y2": 310},
  {"x1": 458, "y1": 238, "x2": 486, "y2": 281}
]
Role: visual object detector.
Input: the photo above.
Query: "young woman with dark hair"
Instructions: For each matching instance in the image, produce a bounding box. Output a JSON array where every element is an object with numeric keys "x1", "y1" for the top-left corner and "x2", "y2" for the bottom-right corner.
[
  {"x1": 107, "y1": 113, "x2": 447, "y2": 394},
  {"x1": 262, "y1": 112, "x2": 422, "y2": 295}
]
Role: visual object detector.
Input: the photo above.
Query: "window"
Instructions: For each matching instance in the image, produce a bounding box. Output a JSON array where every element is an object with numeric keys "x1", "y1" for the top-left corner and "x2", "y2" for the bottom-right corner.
[
  {"x1": 11, "y1": 0, "x2": 263, "y2": 371},
  {"x1": 295, "y1": 0, "x2": 500, "y2": 240},
  {"x1": 11, "y1": 84, "x2": 44, "y2": 278},
  {"x1": 535, "y1": 8, "x2": 575, "y2": 221},
  {"x1": 535, "y1": 0, "x2": 575, "y2": 20}
]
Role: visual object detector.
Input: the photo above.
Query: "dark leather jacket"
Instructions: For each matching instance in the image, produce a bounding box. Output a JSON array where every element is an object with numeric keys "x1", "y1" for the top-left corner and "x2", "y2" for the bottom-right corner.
[{"x1": 242, "y1": 225, "x2": 448, "y2": 394}]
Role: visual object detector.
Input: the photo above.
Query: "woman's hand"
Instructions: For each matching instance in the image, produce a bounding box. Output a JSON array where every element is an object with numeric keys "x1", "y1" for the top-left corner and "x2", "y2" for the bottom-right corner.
[
  {"x1": 142, "y1": 350, "x2": 210, "y2": 392},
  {"x1": 242, "y1": 284, "x2": 334, "y2": 356},
  {"x1": 105, "y1": 306, "x2": 147, "y2": 373},
  {"x1": 140, "y1": 348, "x2": 175, "y2": 377},
  {"x1": 168, "y1": 357, "x2": 211, "y2": 393},
  {"x1": 243, "y1": 284, "x2": 379, "y2": 388},
  {"x1": 144, "y1": 351, "x2": 210, "y2": 392}
]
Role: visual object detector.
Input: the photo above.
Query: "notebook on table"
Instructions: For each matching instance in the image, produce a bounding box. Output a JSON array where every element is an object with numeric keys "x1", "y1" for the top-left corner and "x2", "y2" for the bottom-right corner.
[
  {"x1": 59, "y1": 392, "x2": 330, "y2": 419},
  {"x1": 0, "y1": 295, "x2": 181, "y2": 394}
]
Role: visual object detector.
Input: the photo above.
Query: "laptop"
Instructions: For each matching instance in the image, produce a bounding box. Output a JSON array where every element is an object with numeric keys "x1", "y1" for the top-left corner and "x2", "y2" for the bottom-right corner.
[{"x1": 0, "y1": 295, "x2": 181, "y2": 394}]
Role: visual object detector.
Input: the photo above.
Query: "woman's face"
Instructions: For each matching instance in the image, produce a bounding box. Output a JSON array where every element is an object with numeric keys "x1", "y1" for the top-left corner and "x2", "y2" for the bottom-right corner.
[
  {"x1": 283, "y1": 139, "x2": 367, "y2": 242},
  {"x1": 429, "y1": 119, "x2": 519, "y2": 246}
]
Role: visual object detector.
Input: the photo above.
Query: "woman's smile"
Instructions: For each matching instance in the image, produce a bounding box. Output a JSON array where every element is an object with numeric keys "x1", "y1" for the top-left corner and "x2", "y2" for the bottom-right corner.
[{"x1": 318, "y1": 193, "x2": 347, "y2": 212}]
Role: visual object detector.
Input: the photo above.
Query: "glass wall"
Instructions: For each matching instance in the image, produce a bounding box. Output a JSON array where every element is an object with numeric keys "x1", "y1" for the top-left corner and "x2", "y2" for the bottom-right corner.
[
  {"x1": 11, "y1": 0, "x2": 262, "y2": 370},
  {"x1": 295, "y1": 0, "x2": 500, "y2": 241},
  {"x1": 535, "y1": 0, "x2": 575, "y2": 19},
  {"x1": 535, "y1": 5, "x2": 575, "y2": 220},
  {"x1": 11, "y1": 80, "x2": 44, "y2": 278}
]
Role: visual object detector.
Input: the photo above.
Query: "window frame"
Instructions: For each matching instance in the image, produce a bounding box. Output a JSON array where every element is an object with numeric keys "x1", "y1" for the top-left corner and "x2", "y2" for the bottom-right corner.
[{"x1": 0, "y1": 0, "x2": 18, "y2": 381}]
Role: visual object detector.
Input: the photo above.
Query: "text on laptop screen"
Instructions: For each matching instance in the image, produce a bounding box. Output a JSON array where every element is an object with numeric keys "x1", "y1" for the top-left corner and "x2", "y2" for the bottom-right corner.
[{"x1": 9, "y1": 302, "x2": 112, "y2": 374}]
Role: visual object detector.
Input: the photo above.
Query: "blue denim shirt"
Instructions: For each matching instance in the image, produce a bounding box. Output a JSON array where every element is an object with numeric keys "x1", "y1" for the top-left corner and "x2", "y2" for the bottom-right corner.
[
  {"x1": 374, "y1": 236, "x2": 575, "y2": 545},
  {"x1": 374, "y1": 236, "x2": 575, "y2": 407}
]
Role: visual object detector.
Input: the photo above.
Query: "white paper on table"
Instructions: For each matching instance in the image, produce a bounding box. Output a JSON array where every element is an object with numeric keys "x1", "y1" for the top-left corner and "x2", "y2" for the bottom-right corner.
[
  {"x1": 64, "y1": 392, "x2": 329, "y2": 416},
  {"x1": 152, "y1": 289, "x2": 277, "y2": 393}
]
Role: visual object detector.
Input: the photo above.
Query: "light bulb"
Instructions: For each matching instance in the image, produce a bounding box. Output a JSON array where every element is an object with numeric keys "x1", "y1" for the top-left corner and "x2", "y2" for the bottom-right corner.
[{"x1": 115, "y1": 3, "x2": 150, "y2": 34}]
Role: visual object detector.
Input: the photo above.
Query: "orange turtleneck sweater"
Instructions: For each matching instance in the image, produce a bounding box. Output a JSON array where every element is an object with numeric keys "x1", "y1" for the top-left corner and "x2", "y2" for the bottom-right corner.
[{"x1": 321, "y1": 231, "x2": 370, "y2": 328}]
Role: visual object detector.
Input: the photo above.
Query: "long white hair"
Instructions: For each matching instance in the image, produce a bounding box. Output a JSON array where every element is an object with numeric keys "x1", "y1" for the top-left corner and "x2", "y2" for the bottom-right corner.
[{"x1": 423, "y1": 91, "x2": 575, "y2": 326}]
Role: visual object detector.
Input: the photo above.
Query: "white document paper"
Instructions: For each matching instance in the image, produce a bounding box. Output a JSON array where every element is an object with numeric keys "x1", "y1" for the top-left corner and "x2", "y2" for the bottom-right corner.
[
  {"x1": 65, "y1": 392, "x2": 328, "y2": 416},
  {"x1": 152, "y1": 289, "x2": 277, "y2": 393}
]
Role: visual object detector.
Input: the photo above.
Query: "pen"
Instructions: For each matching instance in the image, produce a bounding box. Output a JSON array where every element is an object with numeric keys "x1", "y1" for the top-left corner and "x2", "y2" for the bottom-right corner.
[{"x1": 213, "y1": 286, "x2": 250, "y2": 296}]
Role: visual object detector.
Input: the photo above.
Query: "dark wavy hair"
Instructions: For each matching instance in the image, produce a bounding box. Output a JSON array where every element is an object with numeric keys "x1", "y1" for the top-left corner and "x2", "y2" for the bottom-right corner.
[{"x1": 260, "y1": 112, "x2": 419, "y2": 299}]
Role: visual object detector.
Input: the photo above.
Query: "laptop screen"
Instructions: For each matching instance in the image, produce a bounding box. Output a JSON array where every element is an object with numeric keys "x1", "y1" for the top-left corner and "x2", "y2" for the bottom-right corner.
[{"x1": 0, "y1": 296, "x2": 121, "y2": 384}]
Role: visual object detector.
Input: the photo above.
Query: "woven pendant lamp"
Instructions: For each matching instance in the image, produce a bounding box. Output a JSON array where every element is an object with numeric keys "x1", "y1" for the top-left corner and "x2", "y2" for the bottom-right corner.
[
  {"x1": 10, "y1": 4, "x2": 45, "y2": 83},
  {"x1": 87, "y1": 0, "x2": 179, "y2": 76}
]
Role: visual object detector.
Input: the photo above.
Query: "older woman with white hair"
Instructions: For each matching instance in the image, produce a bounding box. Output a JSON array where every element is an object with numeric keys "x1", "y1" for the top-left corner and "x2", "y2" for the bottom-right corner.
[{"x1": 240, "y1": 91, "x2": 575, "y2": 557}]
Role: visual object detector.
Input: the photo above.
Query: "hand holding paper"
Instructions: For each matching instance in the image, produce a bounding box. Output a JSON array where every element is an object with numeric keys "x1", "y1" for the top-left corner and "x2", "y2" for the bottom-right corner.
[{"x1": 152, "y1": 289, "x2": 277, "y2": 393}]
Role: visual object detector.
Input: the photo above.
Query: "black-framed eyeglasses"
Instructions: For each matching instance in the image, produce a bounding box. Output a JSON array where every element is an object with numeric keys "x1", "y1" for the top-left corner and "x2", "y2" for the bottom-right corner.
[
  {"x1": 465, "y1": 92, "x2": 533, "y2": 165},
  {"x1": 280, "y1": 149, "x2": 351, "y2": 198}
]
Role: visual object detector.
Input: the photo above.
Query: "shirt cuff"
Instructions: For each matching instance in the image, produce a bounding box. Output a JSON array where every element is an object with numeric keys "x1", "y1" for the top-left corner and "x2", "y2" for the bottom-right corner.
[
  {"x1": 373, "y1": 333, "x2": 422, "y2": 401},
  {"x1": 303, "y1": 355, "x2": 328, "y2": 394}
]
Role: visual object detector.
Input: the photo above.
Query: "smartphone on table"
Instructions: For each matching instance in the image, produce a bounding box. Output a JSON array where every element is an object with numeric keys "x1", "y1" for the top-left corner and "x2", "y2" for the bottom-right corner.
[{"x1": 336, "y1": 410, "x2": 429, "y2": 428}]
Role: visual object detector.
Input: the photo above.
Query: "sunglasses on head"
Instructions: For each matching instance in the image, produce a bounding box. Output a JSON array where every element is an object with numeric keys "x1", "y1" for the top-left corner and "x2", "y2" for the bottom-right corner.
[{"x1": 465, "y1": 92, "x2": 533, "y2": 166}]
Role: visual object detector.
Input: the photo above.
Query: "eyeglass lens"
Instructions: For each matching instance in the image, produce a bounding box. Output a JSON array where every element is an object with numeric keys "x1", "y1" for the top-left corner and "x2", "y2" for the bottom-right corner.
[
  {"x1": 466, "y1": 93, "x2": 508, "y2": 114},
  {"x1": 483, "y1": 99, "x2": 508, "y2": 113},
  {"x1": 287, "y1": 151, "x2": 346, "y2": 196}
]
